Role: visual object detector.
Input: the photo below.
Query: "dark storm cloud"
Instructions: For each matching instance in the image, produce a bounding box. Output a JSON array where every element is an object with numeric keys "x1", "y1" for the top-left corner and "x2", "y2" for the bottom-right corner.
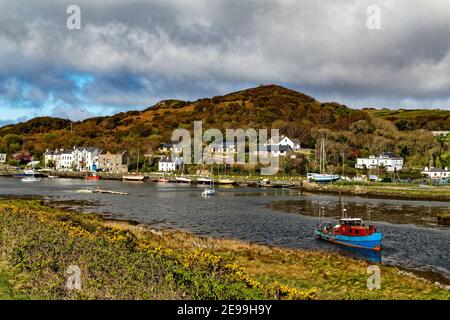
[{"x1": 0, "y1": 0, "x2": 449, "y2": 123}]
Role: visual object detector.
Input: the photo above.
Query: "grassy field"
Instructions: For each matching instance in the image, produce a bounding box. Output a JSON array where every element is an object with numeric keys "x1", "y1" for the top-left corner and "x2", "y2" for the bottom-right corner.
[
  {"x1": 0, "y1": 199, "x2": 448, "y2": 300},
  {"x1": 302, "y1": 181, "x2": 450, "y2": 201}
]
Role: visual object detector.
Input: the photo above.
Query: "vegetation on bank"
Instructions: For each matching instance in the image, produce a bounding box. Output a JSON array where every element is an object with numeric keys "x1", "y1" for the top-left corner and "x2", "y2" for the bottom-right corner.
[
  {"x1": 302, "y1": 181, "x2": 450, "y2": 201},
  {"x1": 0, "y1": 199, "x2": 316, "y2": 300},
  {"x1": 0, "y1": 199, "x2": 448, "y2": 300}
]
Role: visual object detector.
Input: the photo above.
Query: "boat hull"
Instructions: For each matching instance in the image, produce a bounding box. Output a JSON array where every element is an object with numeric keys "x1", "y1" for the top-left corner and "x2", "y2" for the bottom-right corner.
[
  {"x1": 315, "y1": 230, "x2": 382, "y2": 251},
  {"x1": 122, "y1": 175, "x2": 145, "y2": 181},
  {"x1": 311, "y1": 174, "x2": 340, "y2": 183}
]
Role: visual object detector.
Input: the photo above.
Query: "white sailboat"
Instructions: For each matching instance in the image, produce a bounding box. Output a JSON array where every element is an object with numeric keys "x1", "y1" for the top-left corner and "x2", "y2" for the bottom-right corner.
[
  {"x1": 176, "y1": 161, "x2": 191, "y2": 183},
  {"x1": 122, "y1": 149, "x2": 146, "y2": 181},
  {"x1": 308, "y1": 138, "x2": 340, "y2": 183},
  {"x1": 202, "y1": 163, "x2": 215, "y2": 196}
]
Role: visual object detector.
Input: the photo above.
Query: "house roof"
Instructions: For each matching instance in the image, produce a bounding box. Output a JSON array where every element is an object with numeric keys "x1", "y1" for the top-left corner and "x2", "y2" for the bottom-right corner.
[
  {"x1": 160, "y1": 142, "x2": 182, "y2": 148},
  {"x1": 75, "y1": 147, "x2": 101, "y2": 153},
  {"x1": 422, "y1": 168, "x2": 450, "y2": 173}
]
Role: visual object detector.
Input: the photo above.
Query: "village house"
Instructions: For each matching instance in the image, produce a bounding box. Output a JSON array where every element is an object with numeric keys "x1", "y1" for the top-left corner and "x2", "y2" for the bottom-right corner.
[
  {"x1": 431, "y1": 131, "x2": 450, "y2": 137},
  {"x1": 72, "y1": 147, "x2": 102, "y2": 171},
  {"x1": 355, "y1": 152, "x2": 404, "y2": 172},
  {"x1": 44, "y1": 148, "x2": 73, "y2": 169},
  {"x1": 207, "y1": 141, "x2": 236, "y2": 154},
  {"x1": 255, "y1": 144, "x2": 294, "y2": 158},
  {"x1": 44, "y1": 146, "x2": 102, "y2": 171},
  {"x1": 265, "y1": 135, "x2": 301, "y2": 152},
  {"x1": 0, "y1": 153, "x2": 7, "y2": 163},
  {"x1": 421, "y1": 167, "x2": 450, "y2": 180},
  {"x1": 158, "y1": 142, "x2": 183, "y2": 154},
  {"x1": 158, "y1": 157, "x2": 182, "y2": 172},
  {"x1": 98, "y1": 151, "x2": 128, "y2": 173}
]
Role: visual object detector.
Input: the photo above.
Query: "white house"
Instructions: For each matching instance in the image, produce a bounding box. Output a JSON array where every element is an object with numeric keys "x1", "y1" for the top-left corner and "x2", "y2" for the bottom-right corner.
[
  {"x1": 45, "y1": 147, "x2": 102, "y2": 171},
  {"x1": 44, "y1": 149, "x2": 72, "y2": 169},
  {"x1": 265, "y1": 135, "x2": 301, "y2": 151},
  {"x1": 0, "y1": 153, "x2": 6, "y2": 163},
  {"x1": 207, "y1": 142, "x2": 236, "y2": 154},
  {"x1": 421, "y1": 167, "x2": 450, "y2": 180},
  {"x1": 431, "y1": 131, "x2": 449, "y2": 137},
  {"x1": 158, "y1": 157, "x2": 182, "y2": 172},
  {"x1": 72, "y1": 147, "x2": 102, "y2": 171},
  {"x1": 158, "y1": 142, "x2": 183, "y2": 154},
  {"x1": 356, "y1": 152, "x2": 403, "y2": 172},
  {"x1": 255, "y1": 144, "x2": 294, "y2": 158}
]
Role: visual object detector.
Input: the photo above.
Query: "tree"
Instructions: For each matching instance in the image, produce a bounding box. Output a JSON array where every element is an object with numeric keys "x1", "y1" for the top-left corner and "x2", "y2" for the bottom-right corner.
[{"x1": 12, "y1": 150, "x2": 32, "y2": 165}]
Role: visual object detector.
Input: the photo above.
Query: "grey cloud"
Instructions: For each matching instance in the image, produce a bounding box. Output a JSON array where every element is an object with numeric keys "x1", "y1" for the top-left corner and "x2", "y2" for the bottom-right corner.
[{"x1": 0, "y1": 0, "x2": 449, "y2": 124}]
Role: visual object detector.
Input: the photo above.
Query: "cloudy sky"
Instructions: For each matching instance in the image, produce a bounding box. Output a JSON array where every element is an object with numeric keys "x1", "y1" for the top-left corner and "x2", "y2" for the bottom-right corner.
[{"x1": 0, "y1": 0, "x2": 449, "y2": 125}]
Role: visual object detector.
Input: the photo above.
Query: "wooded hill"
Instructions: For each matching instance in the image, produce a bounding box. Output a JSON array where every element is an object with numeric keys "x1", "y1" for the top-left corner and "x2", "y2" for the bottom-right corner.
[{"x1": 1, "y1": 85, "x2": 449, "y2": 171}]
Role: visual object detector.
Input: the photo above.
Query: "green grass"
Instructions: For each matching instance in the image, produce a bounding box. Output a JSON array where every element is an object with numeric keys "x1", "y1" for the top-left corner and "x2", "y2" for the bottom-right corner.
[
  {"x1": 0, "y1": 199, "x2": 448, "y2": 300},
  {"x1": 0, "y1": 199, "x2": 315, "y2": 300}
]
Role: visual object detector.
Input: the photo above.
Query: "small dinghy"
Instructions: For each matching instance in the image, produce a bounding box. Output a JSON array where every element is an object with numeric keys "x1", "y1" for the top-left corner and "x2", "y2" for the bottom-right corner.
[{"x1": 202, "y1": 188, "x2": 215, "y2": 197}]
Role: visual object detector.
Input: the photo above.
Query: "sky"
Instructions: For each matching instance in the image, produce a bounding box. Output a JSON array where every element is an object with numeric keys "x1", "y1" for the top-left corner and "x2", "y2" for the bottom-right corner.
[{"x1": 0, "y1": 0, "x2": 450, "y2": 126}]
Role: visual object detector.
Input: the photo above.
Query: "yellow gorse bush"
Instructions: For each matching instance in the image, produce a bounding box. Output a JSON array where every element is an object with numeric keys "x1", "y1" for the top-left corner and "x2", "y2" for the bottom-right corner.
[{"x1": 0, "y1": 202, "x2": 317, "y2": 300}]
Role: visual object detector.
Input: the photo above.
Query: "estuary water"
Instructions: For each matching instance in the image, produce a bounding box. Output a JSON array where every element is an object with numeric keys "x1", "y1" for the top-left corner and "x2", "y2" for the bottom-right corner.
[{"x1": 0, "y1": 177, "x2": 449, "y2": 282}]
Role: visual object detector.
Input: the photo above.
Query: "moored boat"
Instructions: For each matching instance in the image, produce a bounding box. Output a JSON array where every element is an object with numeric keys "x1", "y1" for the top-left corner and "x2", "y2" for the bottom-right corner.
[
  {"x1": 85, "y1": 172, "x2": 100, "y2": 181},
  {"x1": 217, "y1": 178, "x2": 235, "y2": 185},
  {"x1": 122, "y1": 174, "x2": 146, "y2": 181},
  {"x1": 315, "y1": 218, "x2": 382, "y2": 251},
  {"x1": 197, "y1": 177, "x2": 213, "y2": 184},
  {"x1": 202, "y1": 188, "x2": 215, "y2": 197},
  {"x1": 175, "y1": 176, "x2": 192, "y2": 183},
  {"x1": 307, "y1": 173, "x2": 340, "y2": 183},
  {"x1": 315, "y1": 194, "x2": 383, "y2": 251}
]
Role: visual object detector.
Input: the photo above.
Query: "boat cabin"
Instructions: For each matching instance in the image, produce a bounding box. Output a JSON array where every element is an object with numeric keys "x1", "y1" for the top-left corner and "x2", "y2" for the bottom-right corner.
[
  {"x1": 339, "y1": 218, "x2": 362, "y2": 226},
  {"x1": 334, "y1": 218, "x2": 376, "y2": 236}
]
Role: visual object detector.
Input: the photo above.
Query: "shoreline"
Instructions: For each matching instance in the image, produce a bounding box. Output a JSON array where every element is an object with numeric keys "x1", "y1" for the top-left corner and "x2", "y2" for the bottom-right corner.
[{"x1": 1, "y1": 172, "x2": 450, "y2": 202}]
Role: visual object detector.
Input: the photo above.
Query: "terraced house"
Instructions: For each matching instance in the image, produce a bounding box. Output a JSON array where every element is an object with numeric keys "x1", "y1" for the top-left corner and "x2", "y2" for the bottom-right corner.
[
  {"x1": 44, "y1": 146, "x2": 102, "y2": 171},
  {"x1": 98, "y1": 151, "x2": 129, "y2": 173}
]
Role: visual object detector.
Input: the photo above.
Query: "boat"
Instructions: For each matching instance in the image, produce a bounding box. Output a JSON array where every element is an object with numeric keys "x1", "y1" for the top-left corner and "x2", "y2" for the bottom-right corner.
[
  {"x1": 21, "y1": 176, "x2": 41, "y2": 182},
  {"x1": 258, "y1": 178, "x2": 271, "y2": 187},
  {"x1": 217, "y1": 178, "x2": 235, "y2": 185},
  {"x1": 14, "y1": 169, "x2": 46, "y2": 178},
  {"x1": 197, "y1": 177, "x2": 213, "y2": 184},
  {"x1": 307, "y1": 173, "x2": 340, "y2": 183},
  {"x1": 307, "y1": 138, "x2": 340, "y2": 183},
  {"x1": 202, "y1": 188, "x2": 215, "y2": 197},
  {"x1": 122, "y1": 174, "x2": 146, "y2": 181},
  {"x1": 85, "y1": 172, "x2": 100, "y2": 181},
  {"x1": 176, "y1": 176, "x2": 192, "y2": 183},
  {"x1": 123, "y1": 148, "x2": 146, "y2": 182},
  {"x1": 157, "y1": 178, "x2": 170, "y2": 183},
  {"x1": 314, "y1": 194, "x2": 383, "y2": 251}
]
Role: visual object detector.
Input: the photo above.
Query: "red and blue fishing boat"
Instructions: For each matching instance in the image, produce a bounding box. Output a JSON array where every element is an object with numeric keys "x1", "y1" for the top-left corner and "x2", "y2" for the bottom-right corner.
[{"x1": 314, "y1": 194, "x2": 383, "y2": 251}]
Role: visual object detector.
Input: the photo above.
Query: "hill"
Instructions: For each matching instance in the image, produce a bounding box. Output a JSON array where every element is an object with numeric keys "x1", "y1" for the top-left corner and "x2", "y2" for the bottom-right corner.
[{"x1": 0, "y1": 85, "x2": 449, "y2": 171}]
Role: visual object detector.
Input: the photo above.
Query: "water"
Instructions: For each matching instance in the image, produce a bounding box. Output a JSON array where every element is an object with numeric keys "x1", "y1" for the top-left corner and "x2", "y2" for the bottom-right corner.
[{"x1": 0, "y1": 177, "x2": 449, "y2": 282}]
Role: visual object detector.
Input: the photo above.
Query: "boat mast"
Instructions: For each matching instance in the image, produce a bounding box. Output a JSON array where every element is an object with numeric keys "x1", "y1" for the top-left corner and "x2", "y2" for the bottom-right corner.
[{"x1": 136, "y1": 149, "x2": 140, "y2": 173}]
